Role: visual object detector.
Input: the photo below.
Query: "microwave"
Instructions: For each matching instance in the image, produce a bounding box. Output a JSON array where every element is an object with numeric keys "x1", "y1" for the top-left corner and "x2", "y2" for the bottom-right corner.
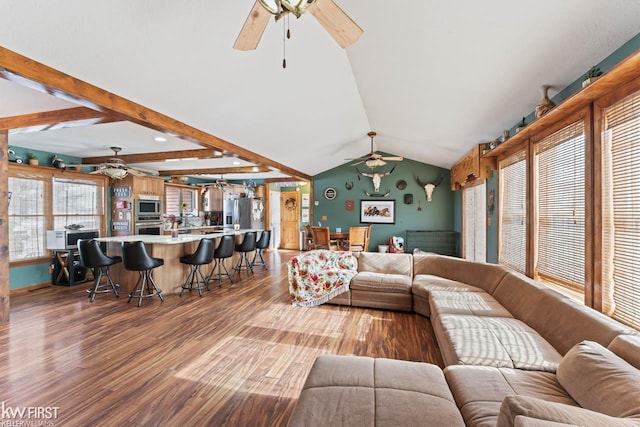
[
  {"x1": 135, "y1": 199, "x2": 161, "y2": 215},
  {"x1": 46, "y1": 229, "x2": 100, "y2": 250}
]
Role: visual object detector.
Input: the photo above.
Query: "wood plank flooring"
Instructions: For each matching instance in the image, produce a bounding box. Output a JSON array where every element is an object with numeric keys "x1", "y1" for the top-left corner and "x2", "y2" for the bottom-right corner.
[{"x1": 0, "y1": 250, "x2": 443, "y2": 426}]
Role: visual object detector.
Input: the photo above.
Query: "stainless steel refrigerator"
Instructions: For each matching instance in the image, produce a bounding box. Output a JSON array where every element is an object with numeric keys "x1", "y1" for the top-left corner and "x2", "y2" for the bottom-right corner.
[{"x1": 223, "y1": 198, "x2": 264, "y2": 229}]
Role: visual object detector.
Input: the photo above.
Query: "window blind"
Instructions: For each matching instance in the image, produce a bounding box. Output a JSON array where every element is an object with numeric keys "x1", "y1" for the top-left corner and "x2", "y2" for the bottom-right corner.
[
  {"x1": 52, "y1": 177, "x2": 104, "y2": 230},
  {"x1": 601, "y1": 89, "x2": 640, "y2": 328},
  {"x1": 463, "y1": 183, "x2": 486, "y2": 262},
  {"x1": 534, "y1": 120, "x2": 585, "y2": 290},
  {"x1": 165, "y1": 186, "x2": 197, "y2": 216},
  {"x1": 499, "y1": 150, "x2": 527, "y2": 274},
  {"x1": 8, "y1": 176, "x2": 46, "y2": 261}
]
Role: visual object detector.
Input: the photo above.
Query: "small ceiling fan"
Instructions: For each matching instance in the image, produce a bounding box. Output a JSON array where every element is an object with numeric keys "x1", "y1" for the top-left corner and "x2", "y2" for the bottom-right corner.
[
  {"x1": 347, "y1": 131, "x2": 404, "y2": 169},
  {"x1": 234, "y1": 0, "x2": 363, "y2": 51},
  {"x1": 79, "y1": 146, "x2": 159, "y2": 180}
]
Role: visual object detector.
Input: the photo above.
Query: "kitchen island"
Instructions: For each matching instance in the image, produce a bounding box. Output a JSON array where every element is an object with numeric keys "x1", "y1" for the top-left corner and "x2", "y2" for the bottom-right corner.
[{"x1": 96, "y1": 229, "x2": 260, "y2": 295}]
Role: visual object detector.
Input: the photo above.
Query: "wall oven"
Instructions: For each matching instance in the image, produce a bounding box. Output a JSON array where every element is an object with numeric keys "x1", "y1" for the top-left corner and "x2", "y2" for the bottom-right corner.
[
  {"x1": 135, "y1": 199, "x2": 162, "y2": 222},
  {"x1": 134, "y1": 222, "x2": 162, "y2": 236}
]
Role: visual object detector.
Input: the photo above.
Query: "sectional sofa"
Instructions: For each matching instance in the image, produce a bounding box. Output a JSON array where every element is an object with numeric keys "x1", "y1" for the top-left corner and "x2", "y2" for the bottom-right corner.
[{"x1": 287, "y1": 252, "x2": 640, "y2": 427}]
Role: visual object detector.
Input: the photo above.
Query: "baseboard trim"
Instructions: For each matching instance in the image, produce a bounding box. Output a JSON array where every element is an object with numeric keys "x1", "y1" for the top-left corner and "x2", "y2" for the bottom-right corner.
[{"x1": 10, "y1": 282, "x2": 52, "y2": 296}]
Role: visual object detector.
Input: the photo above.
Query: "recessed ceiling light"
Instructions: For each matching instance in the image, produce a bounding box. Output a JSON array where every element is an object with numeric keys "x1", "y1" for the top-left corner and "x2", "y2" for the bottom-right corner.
[
  {"x1": 252, "y1": 166, "x2": 259, "y2": 172},
  {"x1": 233, "y1": 161, "x2": 241, "y2": 165},
  {"x1": 154, "y1": 136, "x2": 167, "y2": 142}
]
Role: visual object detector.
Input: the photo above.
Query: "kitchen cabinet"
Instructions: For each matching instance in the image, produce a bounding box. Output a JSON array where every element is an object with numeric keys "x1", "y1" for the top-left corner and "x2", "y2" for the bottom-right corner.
[
  {"x1": 119, "y1": 175, "x2": 165, "y2": 198},
  {"x1": 450, "y1": 144, "x2": 495, "y2": 190},
  {"x1": 204, "y1": 186, "x2": 223, "y2": 211}
]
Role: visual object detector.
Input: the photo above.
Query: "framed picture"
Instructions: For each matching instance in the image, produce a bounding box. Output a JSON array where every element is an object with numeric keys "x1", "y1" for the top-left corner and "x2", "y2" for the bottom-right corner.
[{"x1": 360, "y1": 200, "x2": 395, "y2": 224}]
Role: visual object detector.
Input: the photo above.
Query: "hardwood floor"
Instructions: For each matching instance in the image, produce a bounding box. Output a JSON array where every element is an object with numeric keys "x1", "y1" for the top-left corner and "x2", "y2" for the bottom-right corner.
[{"x1": 0, "y1": 250, "x2": 443, "y2": 426}]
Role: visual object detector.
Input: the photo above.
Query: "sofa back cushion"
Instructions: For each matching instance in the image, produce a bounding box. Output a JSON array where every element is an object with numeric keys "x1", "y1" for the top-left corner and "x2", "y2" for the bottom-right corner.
[
  {"x1": 357, "y1": 252, "x2": 412, "y2": 276},
  {"x1": 412, "y1": 253, "x2": 508, "y2": 294},
  {"x1": 492, "y1": 272, "x2": 633, "y2": 354},
  {"x1": 608, "y1": 334, "x2": 640, "y2": 370},
  {"x1": 556, "y1": 340, "x2": 640, "y2": 419}
]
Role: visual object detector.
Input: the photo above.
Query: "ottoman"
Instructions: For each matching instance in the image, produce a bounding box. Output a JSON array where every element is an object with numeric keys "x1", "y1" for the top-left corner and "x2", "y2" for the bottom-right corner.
[{"x1": 287, "y1": 355, "x2": 465, "y2": 427}]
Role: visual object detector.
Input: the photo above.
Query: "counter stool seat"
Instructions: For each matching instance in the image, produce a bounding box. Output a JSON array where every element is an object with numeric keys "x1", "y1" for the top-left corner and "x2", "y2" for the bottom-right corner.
[
  {"x1": 121, "y1": 241, "x2": 165, "y2": 307},
  {"x1": 179, "y1": 238, "x2": 215, "y2": 297},
  {"x1": 78, "y1": 239, "x2": 121, "y2": 302},
  {"x1": 233, "y1": 231, "x2": 257, "y2": 278},
  {"x1": 207, "y1": 234, "x2": 236, "y2": 287},
  {"x1": 252, "y1": 230, "x2": 271, "y2": 270}
]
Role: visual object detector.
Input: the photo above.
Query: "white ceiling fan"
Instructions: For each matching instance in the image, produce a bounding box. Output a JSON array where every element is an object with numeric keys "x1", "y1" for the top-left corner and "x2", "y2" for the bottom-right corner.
[
  {"x1": 347, "y1": 131, "x2": 404, "y2": 169},
  {"x1": 234, "y1": 0, "x2": 363, "y2": 51},
  {"x1": 78, "y1": 146, "x2": 159, "y2": 180}
]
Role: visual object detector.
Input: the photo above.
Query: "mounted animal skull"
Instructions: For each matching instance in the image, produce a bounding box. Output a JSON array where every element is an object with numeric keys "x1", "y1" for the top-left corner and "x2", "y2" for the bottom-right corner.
[
  {"x1": 415, "y1": 175, "x2": 444, "y2": 202},
  {"x1": 356, "y1": 165, "x2": 396, "y2": 193}
]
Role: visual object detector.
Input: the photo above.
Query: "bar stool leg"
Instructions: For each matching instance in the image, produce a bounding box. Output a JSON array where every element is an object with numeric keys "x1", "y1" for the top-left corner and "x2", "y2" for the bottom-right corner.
[
  {"x1": 88, "y1": 267, "x2": 103, "y2": 303},
  {"x1": 148, "y1": 272, "x2": 164, "y2": 302}
]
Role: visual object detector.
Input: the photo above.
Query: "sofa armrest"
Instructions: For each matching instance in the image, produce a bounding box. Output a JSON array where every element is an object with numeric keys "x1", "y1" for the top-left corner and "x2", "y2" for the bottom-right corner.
[{"x1": 497, "y1": 396, "x2": 639, "y2": 427}]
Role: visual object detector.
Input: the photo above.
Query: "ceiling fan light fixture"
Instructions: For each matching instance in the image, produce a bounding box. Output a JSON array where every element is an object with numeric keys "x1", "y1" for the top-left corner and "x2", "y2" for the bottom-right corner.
[
  {"x1": 258, "y1": 0, "x2": 316, "y2": 18},
  {"x1": 104, "y1": 167, "x2": 128, "y2": 180}
]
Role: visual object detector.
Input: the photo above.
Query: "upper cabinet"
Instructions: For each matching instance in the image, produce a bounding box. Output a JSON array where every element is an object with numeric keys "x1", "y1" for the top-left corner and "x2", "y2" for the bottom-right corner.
[
  {"x1": 123, "y1": 175, "x2": 165, "y2": 198},
  {"x1": 450, "y1": 144, "x2": 495, "y2": 190}
]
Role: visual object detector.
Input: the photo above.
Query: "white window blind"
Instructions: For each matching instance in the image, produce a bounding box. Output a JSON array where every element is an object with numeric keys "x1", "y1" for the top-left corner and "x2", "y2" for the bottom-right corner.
[
  {"x1": 499, "y1": 150, "x2": 527, "y2": 274},
  {"x1": 53, "y1": 177, "x2": 104, "y2": 230},
  {"x1": 534, "y1": 120, "x2": 585, "y2": 290},
  {"x1": 165, "y1": 186, "x2": 197, "y2": 216},
  {"x1": 601, "y1": 89, "x2": 640, "y2": 328},
  {"x1": 8, "y1": 176, "x2": 46, "y2": 261},
  {"x1": 463, "y1": 183, "x2": 486, "y2": 262}
]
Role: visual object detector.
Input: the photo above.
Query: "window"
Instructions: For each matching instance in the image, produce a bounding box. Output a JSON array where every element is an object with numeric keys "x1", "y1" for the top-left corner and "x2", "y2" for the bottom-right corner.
[
  {"x1": 8, "y1": 165, "x2": 106, "y2": 263},
  {"x1": 534, "y1": 120, "x2": 585, "y2": 291},
  {"x1": 8, "y1": 175, "x2": 46, "y2": 261},
  {"x1": 165, "y1": 185, "x2": 198, "y2": 216},
  {"x1": 463, "y1": 182, "x2": 486, "y2": 262},
  {"x1": 601, "y1": 89, "x2": 640, "y2": 328},
  {"x1": 52, "y1": 177, "x2": 104, "y2": 230},
  {"x1": 499, "y1": 150, "x2": 527, "y2": 274}
]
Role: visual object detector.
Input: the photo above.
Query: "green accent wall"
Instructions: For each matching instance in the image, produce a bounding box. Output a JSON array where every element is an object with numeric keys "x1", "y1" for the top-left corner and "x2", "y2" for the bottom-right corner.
[{"x1": 313, "y1": 157, "x2": 455, "y2": 252}]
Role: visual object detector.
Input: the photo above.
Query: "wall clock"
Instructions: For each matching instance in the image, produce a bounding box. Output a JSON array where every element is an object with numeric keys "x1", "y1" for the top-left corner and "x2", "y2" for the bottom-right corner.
[{"x1": 324, "y1": 187, "x2": 337, "y2": 200}]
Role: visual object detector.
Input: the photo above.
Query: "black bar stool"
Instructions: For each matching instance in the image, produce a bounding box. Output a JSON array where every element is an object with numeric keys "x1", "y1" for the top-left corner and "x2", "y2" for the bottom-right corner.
[
  {"x1": 207, "y1": 234, "x2": 235, "y2": 287},
  {"x1": 179, "y1": 238, "x2": 215, "y2": 297},
  {"x1": 233, "y1": 231, "x2": 257, "y2": 278},
  {"x1": 252, "y1": 230, "x2": 271, "y2": 270},
  {"x1": 121, "y1": 241, "x2": 165, "y2": 307},
  {"x1": 78, "y1": 239, "x2": 121, "y2": 302}
]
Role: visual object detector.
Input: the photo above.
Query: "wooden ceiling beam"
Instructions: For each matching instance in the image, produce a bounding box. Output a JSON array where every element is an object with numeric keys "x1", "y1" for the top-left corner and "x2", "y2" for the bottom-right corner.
[
  {"x1": 159, "y1": 166, "x2": 271, "y2": 176},
  {"x1": 0, "y1": 46, "x2": 311, "y2": 181},
  {"x1": 0, "y1": 106, "x2": 122, "y2": 132},
  {"x1": 83, "y1": 148, "x2": 225, "y2": 164}
]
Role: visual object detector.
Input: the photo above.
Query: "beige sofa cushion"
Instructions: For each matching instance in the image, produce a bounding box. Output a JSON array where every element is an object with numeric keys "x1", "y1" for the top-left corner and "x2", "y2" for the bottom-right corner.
[
  {"x1": 413, "y1": 253, "x2": 509, "y2": 293},
  {"x1": 288, "y1": 355, "x2": 465, "y2": 427},
  {"x1": 434, "y1": 314, "x2": 562, "y2": 372},
  {"x1": 357, "y1": 252, "x2": 413, "y2": 276},
  {"x1": 497, "y1": 396, "x2": 638, "y2": 427},
  {"x1": 556, "y1": 340, "x2": 640, "y2": 419},
  {"x1": 608, "y1": 334, "x2": 640, "y2": 369},
  {"x1": 429, "y1": 290, "x2": 513, "y2": 318},
  {"x1": 412, "y1": 274, "x2": 486, "y2": 297},
  {"x1": 350, "y1": 272, "x2": 412, "y2": 293},
  {"x1": 492, "y1": 272, "x2": 635, "y2": 354},
  {"x1": 444, "y1": 366, "x2": 575, "y2": 427}
]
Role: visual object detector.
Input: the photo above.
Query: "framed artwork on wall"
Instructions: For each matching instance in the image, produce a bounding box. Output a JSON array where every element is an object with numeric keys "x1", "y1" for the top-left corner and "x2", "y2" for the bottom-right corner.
[{"x1": 360, "y1": 200, "x2": 395, "y2": 224}]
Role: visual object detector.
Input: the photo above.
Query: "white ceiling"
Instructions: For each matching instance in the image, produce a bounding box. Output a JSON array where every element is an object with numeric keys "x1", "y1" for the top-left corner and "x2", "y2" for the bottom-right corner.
[{"x1": 1, "y1": 1, "x2": 639, "y2": 179}]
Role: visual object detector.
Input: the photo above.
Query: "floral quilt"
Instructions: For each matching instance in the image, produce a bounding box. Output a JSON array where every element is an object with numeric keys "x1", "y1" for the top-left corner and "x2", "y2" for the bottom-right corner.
[{"x1": 287, "y1": 250, "x2": 358, "y2": 307}]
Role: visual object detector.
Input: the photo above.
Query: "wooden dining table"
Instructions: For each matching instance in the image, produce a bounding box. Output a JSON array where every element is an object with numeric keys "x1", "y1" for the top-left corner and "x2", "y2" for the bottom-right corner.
[{"x1": 330, "y1": 232, "x2": 349, "y2": 250}]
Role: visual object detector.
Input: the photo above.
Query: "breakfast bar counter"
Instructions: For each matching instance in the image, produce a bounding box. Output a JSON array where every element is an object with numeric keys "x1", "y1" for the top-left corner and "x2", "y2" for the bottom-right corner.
[{"x1": 96, "y1": 230, "x2": 259, "y2": 295}]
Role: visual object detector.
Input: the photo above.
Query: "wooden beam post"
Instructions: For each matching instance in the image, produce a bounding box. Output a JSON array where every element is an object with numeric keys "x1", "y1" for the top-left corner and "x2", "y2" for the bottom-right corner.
[{"x1": 0, "y1": 129, "x2": 9, "y2": 323}]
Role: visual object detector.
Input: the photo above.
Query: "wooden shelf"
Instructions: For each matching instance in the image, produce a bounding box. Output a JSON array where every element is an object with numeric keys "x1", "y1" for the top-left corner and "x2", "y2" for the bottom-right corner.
[{"x1": 484, "y1": 48, "x2": 640, "y2": 159}]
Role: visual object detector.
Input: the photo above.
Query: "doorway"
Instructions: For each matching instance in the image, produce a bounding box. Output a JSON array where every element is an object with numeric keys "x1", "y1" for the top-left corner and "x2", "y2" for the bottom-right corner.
[{"x1": 268, "y1": 189, "x2": 281, "y2": 249}]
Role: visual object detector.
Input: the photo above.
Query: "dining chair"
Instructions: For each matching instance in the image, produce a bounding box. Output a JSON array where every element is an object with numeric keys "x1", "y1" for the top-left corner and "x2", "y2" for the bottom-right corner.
[
  {"x1": 347, "y1": 226, "x2": 368, "y2": 252},
  {"x1": 304, "y1": 224, "x2": 314, "y2": 251},
  {"x1": 364, "y1": 224, "x2": 373, "y2": 251},
  {"x1": 311, "y1": 226, "x2": 338, "y2": 251}
]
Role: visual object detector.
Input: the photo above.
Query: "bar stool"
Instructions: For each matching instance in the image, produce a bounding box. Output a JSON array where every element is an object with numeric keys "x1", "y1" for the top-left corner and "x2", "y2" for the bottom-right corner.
[
  {"x1": 179, "y1": 238, "x2": 215, "y2": 297},
  {"x1": 206, "y1": 234, "x2": 235, "y2": 287},
  {"x1": 233, "y1": 231, "x2": 257, "y2": 278},
  {"x1": 252, "y1": 230, "x2": 271, "y2": 270},
  {"x1": 78, "y1": 239, "x2": 121, "y2": 302},
  {"x1": 121, "y1": 241, "x2": 165, "y2": 307}
]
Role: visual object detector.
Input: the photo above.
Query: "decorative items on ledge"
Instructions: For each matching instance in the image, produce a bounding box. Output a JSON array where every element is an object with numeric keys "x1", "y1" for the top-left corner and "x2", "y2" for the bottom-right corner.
[{"x1": 482, "y1": 49, "x2": 640, "y2": 160}]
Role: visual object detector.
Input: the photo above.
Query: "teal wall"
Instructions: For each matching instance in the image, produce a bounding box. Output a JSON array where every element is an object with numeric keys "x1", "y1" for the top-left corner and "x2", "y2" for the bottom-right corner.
[
  {"x1": 313, "y1": 157, "x2": 454, "y2": 251},
  {"x1": 484, "y1": 32, "x2": 640, "y2": 262}
]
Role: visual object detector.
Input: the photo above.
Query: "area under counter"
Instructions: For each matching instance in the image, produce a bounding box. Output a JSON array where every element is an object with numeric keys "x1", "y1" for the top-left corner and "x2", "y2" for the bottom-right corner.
[{"x1": 96, "y1": 230, "x2": 259, "y2": 295}]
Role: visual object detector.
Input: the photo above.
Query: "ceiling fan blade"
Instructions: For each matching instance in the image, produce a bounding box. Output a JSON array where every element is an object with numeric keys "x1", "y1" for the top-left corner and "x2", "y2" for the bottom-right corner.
[
  {"x1": 309, "y1": 0, "x2": 363, "y2": 48},
  {"x1": 233, "y1": 0, "x2": 272, "y2": 51},
  {"x1": 350, "y1": 160, "x2": 365, "y2": 166},
  {"x1": 381, "y1": 156, "x2": 403, "y2": 161},
  {"x1": 128, "y1": 165, "x2": 160, "y2": 176},
  {"x1": 127, "y1": 168, "x2": 147, "y2": 176}
]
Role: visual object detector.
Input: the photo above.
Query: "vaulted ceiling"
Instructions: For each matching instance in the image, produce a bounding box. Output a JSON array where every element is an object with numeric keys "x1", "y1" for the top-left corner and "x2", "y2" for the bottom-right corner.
[{"x1": 1, "y1": 1, "x2": 639, "y2": 181}]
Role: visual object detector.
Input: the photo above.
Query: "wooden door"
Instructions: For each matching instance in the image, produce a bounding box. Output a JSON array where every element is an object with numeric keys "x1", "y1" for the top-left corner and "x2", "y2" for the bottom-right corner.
[{"x1": 280, "y1": 192, "x2": 300, "y2": 249}]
